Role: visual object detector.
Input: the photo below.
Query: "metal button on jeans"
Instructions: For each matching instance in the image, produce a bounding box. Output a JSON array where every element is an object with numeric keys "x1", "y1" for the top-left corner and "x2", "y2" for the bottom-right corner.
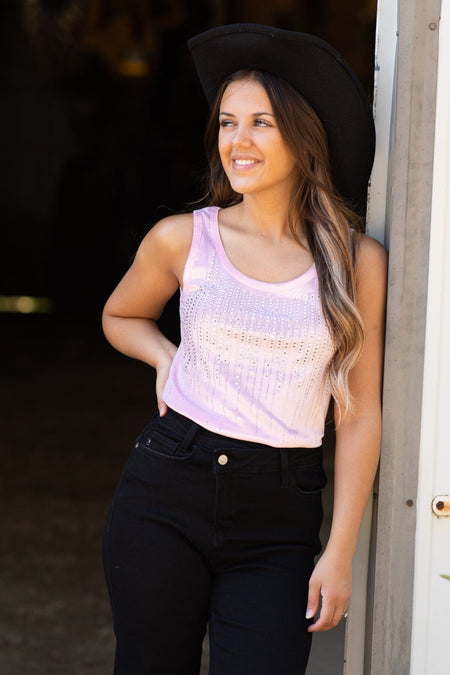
[{"x1": 218, "y1": 454, "x2": 228, "y2": 466}]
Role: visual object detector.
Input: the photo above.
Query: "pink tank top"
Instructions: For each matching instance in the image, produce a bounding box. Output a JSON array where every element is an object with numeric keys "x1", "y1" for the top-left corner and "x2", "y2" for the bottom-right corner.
[{"x1": 162, "y1": 206, "x2": 335, "y2": 447}]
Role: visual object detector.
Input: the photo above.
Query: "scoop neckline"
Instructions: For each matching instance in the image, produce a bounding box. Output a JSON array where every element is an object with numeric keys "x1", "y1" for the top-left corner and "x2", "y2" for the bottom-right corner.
[{"x1": 210, "y1": 206, "x2": 316, "y2": 291}]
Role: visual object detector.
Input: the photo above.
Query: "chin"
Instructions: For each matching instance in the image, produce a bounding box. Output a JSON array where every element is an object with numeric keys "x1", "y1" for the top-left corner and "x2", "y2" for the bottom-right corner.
[{"x1": 228, "y1": 180, "x2": 259, "y2": 195}]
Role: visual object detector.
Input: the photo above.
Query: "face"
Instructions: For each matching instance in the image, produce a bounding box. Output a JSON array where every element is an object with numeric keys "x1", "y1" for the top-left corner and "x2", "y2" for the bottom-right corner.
[{"x1": 218, "y1": 78, "x2": 297, "y2": 199}]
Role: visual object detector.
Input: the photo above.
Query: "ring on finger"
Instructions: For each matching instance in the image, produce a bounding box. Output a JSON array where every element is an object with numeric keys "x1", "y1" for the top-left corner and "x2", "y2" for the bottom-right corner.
[{"x1": 343, "y1": 612, "x2": 349, "y2": 619}]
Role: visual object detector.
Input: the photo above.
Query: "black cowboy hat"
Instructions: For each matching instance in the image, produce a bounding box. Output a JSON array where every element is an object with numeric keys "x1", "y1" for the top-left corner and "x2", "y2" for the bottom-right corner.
[{"x1": 188, "y1": 23, "x2": 376, "y2": 205}]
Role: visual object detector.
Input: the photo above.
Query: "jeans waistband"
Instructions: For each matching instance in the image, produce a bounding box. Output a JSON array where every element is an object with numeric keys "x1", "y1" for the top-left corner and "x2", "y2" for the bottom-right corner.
[{"x1": 151, "y1": 408, "x2": 323, "y2": 483}]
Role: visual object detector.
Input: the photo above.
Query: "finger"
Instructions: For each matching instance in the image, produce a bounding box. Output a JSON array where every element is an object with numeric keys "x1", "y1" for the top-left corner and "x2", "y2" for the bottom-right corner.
[
  {"x1": 158, "y1": 399, "x2": 168, "y2": 416},
  {"x1": 308, "y1": 598, "x2": 336, "y2": 633},
  {"x1": 305, "y1": 580, "x2": 321, "y2": 620}
]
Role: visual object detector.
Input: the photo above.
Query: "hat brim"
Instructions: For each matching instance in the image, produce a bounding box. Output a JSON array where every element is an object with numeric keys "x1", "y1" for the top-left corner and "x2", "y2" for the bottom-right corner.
[{"x1": 188, "y1": 24, "x2": 375, "y2": 205}]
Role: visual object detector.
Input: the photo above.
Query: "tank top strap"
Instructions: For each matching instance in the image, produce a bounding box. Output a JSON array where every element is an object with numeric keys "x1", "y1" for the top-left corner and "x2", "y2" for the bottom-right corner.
[{"x1": 181, "y1": 207, "x2": 219, "y2": 296}]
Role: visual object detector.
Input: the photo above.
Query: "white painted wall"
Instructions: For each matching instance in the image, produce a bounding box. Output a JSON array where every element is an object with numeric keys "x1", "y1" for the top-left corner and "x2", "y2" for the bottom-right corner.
[{"x1": 410, "y1": 5, "x2": 450, "y2": 674}]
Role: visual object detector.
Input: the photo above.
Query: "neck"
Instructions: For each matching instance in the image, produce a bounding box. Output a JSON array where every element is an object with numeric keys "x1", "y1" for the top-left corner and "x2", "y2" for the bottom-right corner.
[{"x1": 237, "y1": 194, "x2": 303, "y2": 242}]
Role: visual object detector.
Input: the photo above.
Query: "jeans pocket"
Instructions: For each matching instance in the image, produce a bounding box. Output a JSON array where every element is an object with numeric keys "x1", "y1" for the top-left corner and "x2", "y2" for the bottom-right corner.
[
  {"x1": 291, "y1": 462, "x2": 327, "y2": 495},
  {"x1": 135, "y1": 417, "x2": 195, "y2": 461}
]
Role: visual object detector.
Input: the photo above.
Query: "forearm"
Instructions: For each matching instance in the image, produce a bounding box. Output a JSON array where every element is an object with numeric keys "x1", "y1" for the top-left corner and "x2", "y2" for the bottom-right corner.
[
  {"x1": 325, "y1": 414, "x2": 381, "y2": 558},
  {"x1": 102, "y1": 314, "x2": 177, "y2": 370}
]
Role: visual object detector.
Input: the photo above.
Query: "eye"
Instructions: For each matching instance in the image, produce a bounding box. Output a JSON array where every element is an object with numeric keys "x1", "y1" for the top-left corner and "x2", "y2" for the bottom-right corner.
[
  {"x1": 219, "y1": 119, "x2": 235, "y2": 128},
  {"x1": 254, "y1": 118, "x2": 273, "y2": 127}
]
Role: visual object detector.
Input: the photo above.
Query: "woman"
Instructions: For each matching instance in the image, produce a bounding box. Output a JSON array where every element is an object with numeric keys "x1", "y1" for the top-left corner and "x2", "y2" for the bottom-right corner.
[{"x1": 102, "y1": 24, "x2": 387, "y2": 675}]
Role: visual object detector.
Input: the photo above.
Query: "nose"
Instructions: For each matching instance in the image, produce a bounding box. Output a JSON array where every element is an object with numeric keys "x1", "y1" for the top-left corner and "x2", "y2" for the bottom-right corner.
[{"x1": 232, "y1": 124, "x2": 252, "y2": 148}]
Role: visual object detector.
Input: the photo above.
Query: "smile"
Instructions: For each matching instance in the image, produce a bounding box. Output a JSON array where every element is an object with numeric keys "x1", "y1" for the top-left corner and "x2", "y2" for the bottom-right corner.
[{"x1": 233, "y1": 159, "x2": 259, "y2": 166}]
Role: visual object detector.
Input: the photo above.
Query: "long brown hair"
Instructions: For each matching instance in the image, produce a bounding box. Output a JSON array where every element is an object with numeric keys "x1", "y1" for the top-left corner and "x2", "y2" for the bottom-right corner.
[{"x1": 202, "y1": 69, "x2": 365, "y2": 419}]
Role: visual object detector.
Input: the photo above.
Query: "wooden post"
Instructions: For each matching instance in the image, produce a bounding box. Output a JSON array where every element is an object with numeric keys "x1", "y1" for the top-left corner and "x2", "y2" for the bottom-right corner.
[{"x1": 365, "y1": 0, "x2": 441, "y2": 673}]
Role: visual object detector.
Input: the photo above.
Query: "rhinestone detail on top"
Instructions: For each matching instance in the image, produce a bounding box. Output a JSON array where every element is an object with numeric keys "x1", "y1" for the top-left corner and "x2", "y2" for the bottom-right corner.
[{"x1": 163, "y1": 207, "x2": 335, "y2": 448}]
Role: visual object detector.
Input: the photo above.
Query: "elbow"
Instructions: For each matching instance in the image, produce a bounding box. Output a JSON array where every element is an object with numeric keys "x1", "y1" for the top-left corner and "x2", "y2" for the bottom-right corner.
[
  {"x1": 101, "y1": 299, "x2": 116, "y2": 343},
  {"x1": 337, "y1": 409, "x2": 382, "y2": 446}
]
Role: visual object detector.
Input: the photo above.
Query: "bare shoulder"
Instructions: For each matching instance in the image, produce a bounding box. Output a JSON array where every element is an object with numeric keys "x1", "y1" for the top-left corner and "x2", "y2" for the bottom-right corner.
[
  {"x1": 355, "y1": 233, "x2": 388, "y2": 282},
  {"x1": 139, "y1": 212, "x2": 194, "y2": 256},
  {"x1": 354, "y1": 233, "x2": 388, "y2": 311},
  {"x1": 135, "y1": 212, "x2": 194, "y2": 278}
]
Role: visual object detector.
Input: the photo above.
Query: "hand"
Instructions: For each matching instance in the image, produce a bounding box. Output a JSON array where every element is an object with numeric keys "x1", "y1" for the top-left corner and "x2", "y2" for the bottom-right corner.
[
  {"x1": 155, "y1": 346, "x2": 177, "y2": 416},
  {"x1": 306, "y1": 548, "x2": 352, "y2": 632}
]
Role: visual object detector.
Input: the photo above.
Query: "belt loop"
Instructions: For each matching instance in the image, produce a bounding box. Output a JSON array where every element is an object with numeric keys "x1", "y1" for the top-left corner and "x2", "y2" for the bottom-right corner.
[
  {"x1": 174, "y1": 421, "x2": 200, "y2": 454},
  {"x1": 280, "y1": 449, "x2": 290, "y2": 488}
]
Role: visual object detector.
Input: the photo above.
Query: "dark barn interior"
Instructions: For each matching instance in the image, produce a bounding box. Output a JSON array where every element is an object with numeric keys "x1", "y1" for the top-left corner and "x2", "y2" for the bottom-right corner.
[{"x1": 0, "y1": 1, "x2": 376, "y2": 673}]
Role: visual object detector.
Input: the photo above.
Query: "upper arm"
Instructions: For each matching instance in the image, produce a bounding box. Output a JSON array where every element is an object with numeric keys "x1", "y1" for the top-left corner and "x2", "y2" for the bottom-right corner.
[
  {"x1": 103, "y1": 212, "x2": 194, "y2": 321},
  {"x1": 339, "y1": 234, "x2": 388, "y2": 421}
]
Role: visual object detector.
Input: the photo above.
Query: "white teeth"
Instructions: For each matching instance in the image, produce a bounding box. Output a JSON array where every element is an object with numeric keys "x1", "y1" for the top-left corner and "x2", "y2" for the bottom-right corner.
[{"x1": 234, "y1": 159, "x2": 257, "y2": 166}]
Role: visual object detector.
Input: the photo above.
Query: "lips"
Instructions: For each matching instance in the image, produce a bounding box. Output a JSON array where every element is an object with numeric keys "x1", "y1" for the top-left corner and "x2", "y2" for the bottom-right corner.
[{"x1": 232, "y1": 156, "x2": 260, "y2": 169}]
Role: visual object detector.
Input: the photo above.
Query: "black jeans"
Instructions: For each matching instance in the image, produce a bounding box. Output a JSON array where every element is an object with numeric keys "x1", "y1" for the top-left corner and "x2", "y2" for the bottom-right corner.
[{"x1": 103, "y1": 408, "x2": 326, "y2": 675}]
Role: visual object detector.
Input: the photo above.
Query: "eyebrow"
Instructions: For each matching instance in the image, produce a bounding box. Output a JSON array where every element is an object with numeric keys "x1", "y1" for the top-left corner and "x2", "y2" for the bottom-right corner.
[{"x1": 219, "y1": 111, "x2": 276, "y2": 117}]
